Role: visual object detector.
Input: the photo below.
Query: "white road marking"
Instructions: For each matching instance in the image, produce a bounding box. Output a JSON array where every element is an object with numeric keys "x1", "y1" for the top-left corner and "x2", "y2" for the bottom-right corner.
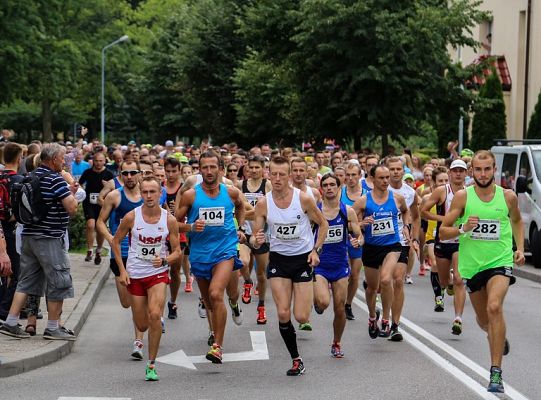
[
  {"x1": 157, "y1": 331, "x2": 269, "y2": 370},
  {"x1": 58, "y1": 398, "x2": 131, "y2": 400}
]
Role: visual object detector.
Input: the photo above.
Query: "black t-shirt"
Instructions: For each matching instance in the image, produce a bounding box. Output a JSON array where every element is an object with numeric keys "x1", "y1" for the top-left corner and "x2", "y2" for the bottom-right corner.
[
  {"x1": 166, "y1": 183, "x2": 181, "y2": 216},
  {"x1": 79, "y1": 168, "x2": 114, "y2": 205},
  {"x1": 1, "y1": 169, "x2": 21, "y2": 236}
]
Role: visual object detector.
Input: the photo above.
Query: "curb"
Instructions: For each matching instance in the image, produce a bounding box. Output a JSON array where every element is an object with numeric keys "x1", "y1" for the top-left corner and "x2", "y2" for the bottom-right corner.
[
  {"x1": 514, "y1": 267, "x2": 541, "y2": 284},
  {"x1": 0, "y1": 261, "x2": 111, "y2": 378}
]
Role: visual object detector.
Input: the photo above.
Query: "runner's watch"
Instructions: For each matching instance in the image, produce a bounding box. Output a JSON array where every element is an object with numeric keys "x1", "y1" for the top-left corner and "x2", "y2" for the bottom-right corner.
[{"x1": 313, "y1": 246, "x2": 323, "y2": 255}]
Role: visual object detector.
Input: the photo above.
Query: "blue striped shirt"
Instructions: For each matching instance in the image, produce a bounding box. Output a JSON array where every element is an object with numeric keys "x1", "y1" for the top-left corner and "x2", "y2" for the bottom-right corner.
[{"x1": 22, "y1": 166, "x2": 71, "y2": 238}]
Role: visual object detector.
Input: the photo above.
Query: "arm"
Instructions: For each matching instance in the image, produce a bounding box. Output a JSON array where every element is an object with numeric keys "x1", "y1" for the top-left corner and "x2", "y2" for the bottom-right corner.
[
  {"x1": 111, "y1": 211, "x2": 135, "y2": 286},
  {"x1": 0, "y1": 225, "x2": 11, "y2": 277},
  {"x1": 505, "y1": 190, "x2": 525, "y2": 265},
  {"x1": 98, "y1": 179, "x2": 116, "y2": 206},
  {"x1": 163, "y1": 214, "x2": 181, "y2": 266},
  {"x1": 439, "y1": 190, "x2": 467, "y2": 241},
  {"x1": 420, "y1": 186, "x2": 444, "y2": 222},
  {"x1": 175, "y1": 189, "x2": 198, "y2": 232},
  {"x1": 301, "y1": 192, "x2": 328, "y2": 267},
  {"x1": 346, "y1": 205, "x2": 364, "y2": 247},
  {"x1": 410, "y1": 194, "x2": 421, "y2": 246},
  {"x1": 250, "y1": 197, "x2": 267, "y2": 249},
  {"x1": 352, "y1": 196, "x2": 372, "y2": 228},
  {"x1": 96, "y1": 190, "x2": 120, "y2": 245},
  {"x1": 312, "y1": 188, "x2": 322, "y2": 205},
  {"x1": 396, "y1": 194, "x2": 411, "y2": 242},
  {"x1": 228, "y1": 186, "x2": 246, "y2": 231}
]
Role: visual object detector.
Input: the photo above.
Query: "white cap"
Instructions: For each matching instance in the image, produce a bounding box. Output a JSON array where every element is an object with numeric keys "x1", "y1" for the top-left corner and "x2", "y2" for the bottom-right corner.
[
  {"x1": 450, "y1": 159, "x2": 468, "y2": 170},
  {"x1": 165, "y1": 140, "x2": 174, "y2": 147},
  {"x1": 348, "y1": 159, "x2": 360, "y2": 166},
  {"x1": 120, "y1": 145, "x2": 128, "y2": 151}
]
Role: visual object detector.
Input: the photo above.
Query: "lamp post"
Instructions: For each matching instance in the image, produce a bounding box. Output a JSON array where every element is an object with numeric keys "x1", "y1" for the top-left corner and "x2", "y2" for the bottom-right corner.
[{"x1": 101, "y1": 35, "x2": 129, "y2": 144}]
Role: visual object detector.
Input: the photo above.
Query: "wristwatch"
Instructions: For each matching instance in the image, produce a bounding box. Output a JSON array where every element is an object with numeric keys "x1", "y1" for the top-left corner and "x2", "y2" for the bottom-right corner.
[
  {"x1": 313, "y1": 246, "x2": 323, "y2": 256},
  {"x1": 161, "y1": 258, "x2": 168, "y2": 267},
  {"x1": 458, "y1": 224, "x2": 465, "y2": 235}
]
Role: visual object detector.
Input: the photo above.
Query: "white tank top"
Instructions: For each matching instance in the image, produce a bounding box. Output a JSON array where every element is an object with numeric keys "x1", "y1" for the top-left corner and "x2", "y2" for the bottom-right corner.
[
  {"x1": 266, "y1": 188, "x2": 314, "y2": 256},
  {"x1": 126, "y1": 206, "x2": 169, "y2": 279},
  {"x1": 440, "y1": 183, "x2": 461, "y2": 244},
  {"x1": 388, "y1": 183, "x2": 416, "y2": 246}
]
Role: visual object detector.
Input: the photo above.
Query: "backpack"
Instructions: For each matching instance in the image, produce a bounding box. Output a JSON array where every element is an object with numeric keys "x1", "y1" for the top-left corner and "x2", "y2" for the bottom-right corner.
[
  {"x1": 0, "y1": 170, "x2": 17, "y2": 221},
  {"x1": 10, "y1": 170, "x2": 54, "y2": 225}
]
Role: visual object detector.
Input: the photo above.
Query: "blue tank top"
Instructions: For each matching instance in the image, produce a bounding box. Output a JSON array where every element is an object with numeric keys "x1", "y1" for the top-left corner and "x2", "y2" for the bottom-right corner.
[
  {"x1": 110, "y1": 187, "x2": 143, "y2": 258},
  {"x1": 114, "y1": 177, "x2": 122, "y2": 189},
  {"x1": 361, "y1": 179, "x2": 372, "y2": 195},
  {"x1": 187, "y1": 183, "x2": 238, "y2": 263},
  {"x1": 364, "y1": 191, "x2": 400, "y2": 246},
  {"x1": 316, "y1": 202, "x2": 349, "y2": 269},
  {"x1": 340, "y1": 186, "x2": 355, "y2": 206}
]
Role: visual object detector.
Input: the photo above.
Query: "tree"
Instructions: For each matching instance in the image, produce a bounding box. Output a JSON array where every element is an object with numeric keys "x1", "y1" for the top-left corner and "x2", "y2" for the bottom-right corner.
[
  {"x1": 527, "y1": 89, "x2": 541, "y2": 139},
  {"x1": 471, "y1": 68, "x2": 507, "y2": 150}
]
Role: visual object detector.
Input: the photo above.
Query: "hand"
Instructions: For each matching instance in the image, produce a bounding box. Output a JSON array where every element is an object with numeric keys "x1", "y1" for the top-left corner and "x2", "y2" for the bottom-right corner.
[
  {"x1": 308, "y1": 250, "x2": 320, "y2": 267},
  {"x1": 237, "y1": 231, "x2": 246, "y2": 244},
  {"x1": 152, "y1": 256, "x2": 163, "y2": 268},
  {"x1": 0, "y1": 251, "x2": 12, "y2": 277},
  {"x1": 118, "y1": 270, "x2": 130, "y2": 286},
  {"x1": 361, "y1": 216, "x2": 375, "y2": 227},
  {"x1": 463, "y1": 216, "x2": 479, "y2": 232},
  {"x1": 254, "y1": 229, "x2": 266, "y2": 247},
  {"x1": 349, "y1": 234, "x2": 363, "y2": 248},
  {"x1": 402, "y1": 226, "x2": 411, "y2": 243},
  {"x1": 69, "y1": 181, "x2": 79, "y2": 195},
  {"x1": 81, "y1": 126, "x2": 88, "y2": 137},
  {"x1": 192, "y1": 219, "x2": 205, "y2": 232},
  {"x1": 514, "y1": 250, "x2": 525, "y2": 266},
  {"x1": 411, "y1": 240, "x2": 420, "y2": 261}
]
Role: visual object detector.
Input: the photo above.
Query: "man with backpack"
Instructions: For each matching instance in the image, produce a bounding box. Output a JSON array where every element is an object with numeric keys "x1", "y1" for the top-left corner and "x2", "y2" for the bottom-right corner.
[{"x1": 0, "y1": 143, "x2": 79, "y2": 340}]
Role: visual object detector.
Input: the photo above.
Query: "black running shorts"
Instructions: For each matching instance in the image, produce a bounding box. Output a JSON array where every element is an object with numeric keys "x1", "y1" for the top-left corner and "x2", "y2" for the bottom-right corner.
[
  {"x1": 267, "y1": 251, "x2": 312, "y2": 283},
  {"x1": 362, "y1": 243, "x2": 402, "y2": 269},
  {"x1": 463, "y1": 267, "x2": 516, "y2": 294}
]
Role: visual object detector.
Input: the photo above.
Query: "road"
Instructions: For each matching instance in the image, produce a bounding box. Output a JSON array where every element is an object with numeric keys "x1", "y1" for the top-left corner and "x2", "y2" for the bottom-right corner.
[{"x1": 1, "y1": 268, "x2": 540, "y2": 400}]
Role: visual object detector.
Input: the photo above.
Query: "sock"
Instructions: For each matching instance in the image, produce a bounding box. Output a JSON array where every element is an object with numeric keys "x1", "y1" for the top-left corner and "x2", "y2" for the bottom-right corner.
[
  {"x1": 279, "y1": 321, "x2": 299, "y2": 359},
  {"x1": 47, "y1": 319, "x2": 59, "y2": 330},
  {"x1": 169, "y1": 299, "x2": 176, "y2": 305},
  {"x1": 345, "y1": 303, "x2": 352, "y2": 309},
  {"x1": 5, "y1": 314, "x2": 19, "y2": 327},
  {"x1": 258, "y1": 300, "x2": 264, "y2": 307},
  {"x1": 148, "y1": 360, "x2": 155, "y2": 366},
  {"x1": 455, "y1": 316, "x2": 462, "y2": 322},
  {"x1": 430, "y1": 272, "x2": 443, "y2": 297},
  {"x1": 244, "y1": 279, "x2": 253, "y2": 285}
]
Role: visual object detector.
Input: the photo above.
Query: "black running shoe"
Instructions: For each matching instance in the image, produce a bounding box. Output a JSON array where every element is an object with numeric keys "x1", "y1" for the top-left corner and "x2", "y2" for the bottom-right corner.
[
  {"x1": 503, "y1": 338, "x2": 510, "y2": 356},
  {"x1": 286, "y1": 358, "x2": 305, "y2": 376},
  {"x1": 345, "y1": 304, "x2": 355, "y2": 320},
  {"x1": 379, "y1": 320, "x2": 391, "y2": 338},
  {"x1": 487, "y1": 367, "x2": 504, "y2": 393},
  {"x1": 389, "y1": 323, "x2": 403, "y2": 342},
  {"x1": 167, "y1": 301, "x2": 178, "y2": 319},
  {"x1": 368, "y1": 318, "x2": 379, "y2": 339},
  {"x1": 207, "y1": 331, "x2": 215, "y2": 346},
  {"x1": 314, "y1": 303, "x2": 324, "y2": 315}
]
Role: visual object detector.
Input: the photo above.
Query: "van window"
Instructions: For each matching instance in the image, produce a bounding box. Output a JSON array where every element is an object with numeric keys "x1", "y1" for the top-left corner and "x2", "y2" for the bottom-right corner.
[
  {"x1": 532, "y1": 150, "x2": 541, "y2": 179},
  {"x1": 519, "y1": 152, "x2": 531, "y2": 179},
  {"x1": 501, "y1": 154, "x2": 517, "y2": 189}
]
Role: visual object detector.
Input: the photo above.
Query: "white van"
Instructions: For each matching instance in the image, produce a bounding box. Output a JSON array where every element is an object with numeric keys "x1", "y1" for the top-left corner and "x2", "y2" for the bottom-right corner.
[{"x1": 491, "y1": 140, "x2": 541, "y2": 268}]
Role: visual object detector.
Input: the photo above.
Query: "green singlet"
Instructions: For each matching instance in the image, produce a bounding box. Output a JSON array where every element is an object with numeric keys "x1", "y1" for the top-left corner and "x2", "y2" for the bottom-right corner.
[{"x1": 458, "y1": 185, "x2": 514, "y2": 279}]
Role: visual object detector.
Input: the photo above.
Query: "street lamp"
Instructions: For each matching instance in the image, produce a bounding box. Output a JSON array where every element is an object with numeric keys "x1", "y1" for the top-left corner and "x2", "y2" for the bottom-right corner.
[{"x1": 101, "y1": 34, "x2": 129, "y2": 144}]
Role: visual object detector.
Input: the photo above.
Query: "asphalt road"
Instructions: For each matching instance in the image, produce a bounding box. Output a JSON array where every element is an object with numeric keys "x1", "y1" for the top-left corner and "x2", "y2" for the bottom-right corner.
[{"x1": 1, "y1": 268, "x2": 540, "y2": 400}]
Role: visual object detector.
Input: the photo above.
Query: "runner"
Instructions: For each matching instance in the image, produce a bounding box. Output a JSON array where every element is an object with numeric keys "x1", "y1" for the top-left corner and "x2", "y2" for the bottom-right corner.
[
  {"x1": 421, "y1": 159, "x2": 467, "y2": 335},
  {"x1": 237, "y1": 155, "x2": 272, "y2": 324},
  {"x1": 439, "y1": 150, "x2": 524, "y2": 393},
  {"x1": 290, "y1": 157, "x2": 322, "y2": 204},
  {"x1": 96, "y1": 161, "x2": 145, "y2": 359},
  {"x1": 314, "y1": 173, "x2": 363, "y2": 357},
  {"x1": 175, "y1": 151, "x2": 246, "y2": 363},
  {"x1": 360, "y1": 155, "x2": 379, "y2": 193},
  {"x1": 112, "y1": 176, "x2": 180, "y2": 381},
  {"x1": 352, "y1": 164, "x2": 410, "y2": 339},
  {"x1": 340, "y1": 161, "x2": 364, "y2": 321},
  {"x1": 386, "y1": 157, "x2": 420, "y2": 341},
  {"x1": 251, "y1": 156, "x2": 328, "y2": 376}
]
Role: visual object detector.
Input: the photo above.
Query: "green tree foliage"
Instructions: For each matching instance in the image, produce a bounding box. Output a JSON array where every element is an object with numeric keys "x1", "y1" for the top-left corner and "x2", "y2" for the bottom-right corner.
[
  {"x1": 471, "y1": 68, "x2": 507, "y2": 150},
  {"x1": 527, "y1": 89, "x2": 541, "y2": 139}
]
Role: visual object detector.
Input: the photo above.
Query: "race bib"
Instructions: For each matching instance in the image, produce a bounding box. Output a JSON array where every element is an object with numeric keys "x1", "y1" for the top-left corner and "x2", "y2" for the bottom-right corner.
[
  {"x1": 199, "y1": 207, "x2": 225, "y2": 226},
  {"x1": 372, "y1": 217, "x2": 395, "y2": 236},
  {"x1": 274, "y1": 223, "x2": 300, "y2": 241},
  {"x1": 136, "y1": 242, "x2": 162, "y2": 260},
  {"x1": 470, "y1": 219, "x2": 500, "y2": 241},
  {"x1": 325, "y1": 225, "x2": 344, "y2": 244},
  {"x1": 245, "y1": 192, "x2": 262, "y2": 208},
  {"x1": 89, "y1": 193, "x2": 99, "y2": 205}
]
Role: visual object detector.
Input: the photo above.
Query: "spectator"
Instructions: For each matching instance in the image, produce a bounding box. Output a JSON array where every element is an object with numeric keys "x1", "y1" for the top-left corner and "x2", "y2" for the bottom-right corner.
[{"x1": 71, "y1": 149, "x2": 90, "y2": 181}]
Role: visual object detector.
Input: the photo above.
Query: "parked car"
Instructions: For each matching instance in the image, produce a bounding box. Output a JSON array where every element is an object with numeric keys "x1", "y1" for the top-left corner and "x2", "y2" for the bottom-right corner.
[{"x1": 492, "y1": 140, "x2": 541, "y2": 268}]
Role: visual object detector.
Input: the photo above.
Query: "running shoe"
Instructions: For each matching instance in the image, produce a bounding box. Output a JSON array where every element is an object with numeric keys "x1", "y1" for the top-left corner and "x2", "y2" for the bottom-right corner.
[
  {"x1": 368, "y1": 318, "x2": 379, "y2": 339},
  {"x1": 145, "y1": 363, "x2": 159, "y2": 381},
  {"x1": 389, "y1": 323, "x2": 403, "y2": 342},
  {"x1": 242, "y1": 282, "x2": 253, "y2": 304},
  {"x1": 84, "y1": 250, "x2": 92, "y2": 262},
  {"x1": 418, "y1": 264, "x2": 426, "y2": 276},
  {"x1": 345, "y1": 304, "x2": 355, "y2": 320},
  {"x1": 228, "y1": 299, "x2": 243, "y2": 326},
  {"x1": 487, "y1": 367, "x2": 504, "y2": 393},
  {"x1": 256, "y1": 305, "x2": 267, "y2": 325},
  {"x1": 94, "y1": 250, "x2": 102, "y2": 265},
  {"x1": 503, "y1": 338, "x2": 510, "y2": 356},
  {"x1": 131, "y1": 340, "x2": 144, "y2": 360},
  {"x1": 207, "y1": 331, "x2": 215, "y2": 346},
  {"x1": 314, "y1": 303, "x2": 324, "y2": 315},
  {"x1": 446, "y1": 284, "x2": 455, "y2": 296},
  {"x1": 405, "y1": 275, "x2": 413, "y2": 284},
  {"x1": 379, "y1": 320, "x2": 391, "y2": 338},
  {"x1": 434, "y1": 298, "x2": 445, "y2": 312},
  {"x1": 0, "y1": 323, "x2": 30, "y2": 339},
  {"x1": 161, "y1": 317, "x2": 165, "y2": 334},
  {"x1": 331, "y1": 342, "x2": 344, "y2": 358},
  {"x1": 451, "y1": 318, "x2": 462, "y2": 335},
  {"x1": 206, "y1": 343, "x2": 223, "y2": 364},
  {"x1": 167, "y1": 301, "x2": 178, "y2": 319},
  {"x1": 184, "y1": 276, "x2": 193, "y2": 293},
  {"x1": 198, "y1": 298, "x2": 207, "y2": 318},
  {"x1": 299, "y1": 322, "x2": 312, "y2": 331},
  {"x1": 286, "y1": 358, "x2": 305, "y2": 376}
]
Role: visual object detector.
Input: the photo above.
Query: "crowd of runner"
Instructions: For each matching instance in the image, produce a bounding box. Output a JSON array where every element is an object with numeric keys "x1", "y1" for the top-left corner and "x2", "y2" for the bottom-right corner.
[{"x1": 0, "y1": 135, "x2": 524, "y2": 393}]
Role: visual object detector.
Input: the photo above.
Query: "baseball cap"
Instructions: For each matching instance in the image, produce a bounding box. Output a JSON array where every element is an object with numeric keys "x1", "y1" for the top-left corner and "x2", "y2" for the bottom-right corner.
[
  {"x1": 403, "y1": 173, "x2": 414, "y2": 181},
  {"x1": 450, "y1": 159, "x2": 468, "y2": 170},
  {"x1": 165, "y1": 140, "x2": 174, "y2": 147},
  {"x1": 128, "y1": 140, "x2": 136, "y2": 145}
]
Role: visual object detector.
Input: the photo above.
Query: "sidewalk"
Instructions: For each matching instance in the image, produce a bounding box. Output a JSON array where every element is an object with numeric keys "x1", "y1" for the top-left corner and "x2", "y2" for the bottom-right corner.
[
  {"x1": 0, "y1": 253, "x2": 110, "y2": 378},
  {"x1": 514, "y1": 262, "x2": 541, "y2": 283}
]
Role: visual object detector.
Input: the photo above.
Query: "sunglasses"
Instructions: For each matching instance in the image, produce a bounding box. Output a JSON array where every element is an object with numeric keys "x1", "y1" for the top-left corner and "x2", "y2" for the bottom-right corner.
[
  {"x1": 228, "y1": 169, "x2": 238, "y2": 173},
  {"x1": 121, "y1": 170, "x2": 140, "y2": 176}
]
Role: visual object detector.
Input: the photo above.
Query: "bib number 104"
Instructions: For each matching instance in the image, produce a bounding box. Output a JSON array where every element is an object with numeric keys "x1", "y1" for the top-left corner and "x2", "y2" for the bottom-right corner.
[{"x1": 199, "y1": 207, "x2": 225, "y2": 226}]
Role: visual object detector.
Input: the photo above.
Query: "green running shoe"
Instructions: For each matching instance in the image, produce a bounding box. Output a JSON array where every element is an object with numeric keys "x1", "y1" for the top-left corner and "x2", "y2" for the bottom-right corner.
[
  {"x1": 299, "y1": 322, "x2": 312, "y2": 331},
  {"x1": 145, "y1": 363, "x2": 159, "y2": 381}
]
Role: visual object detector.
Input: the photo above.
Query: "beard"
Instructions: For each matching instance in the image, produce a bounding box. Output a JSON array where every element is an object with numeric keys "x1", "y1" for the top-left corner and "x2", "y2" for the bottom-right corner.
[{"x1": 473, "y1": 175, "x2": 494, "y2": 188}]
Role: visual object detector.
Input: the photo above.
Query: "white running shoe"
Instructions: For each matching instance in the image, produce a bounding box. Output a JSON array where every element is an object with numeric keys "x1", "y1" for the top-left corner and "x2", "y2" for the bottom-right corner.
[
  {"x1": 131, "y1": 340, "x2": 143, "y2": 360},
  {"x1": 198, "y1": 298, "x2": 207, "y2": 318},
  {"x1": 229, "y1": 299, "x2": 243, "y2": 326},
  {"x1": 161, "y1": 317, "x2": 165, "y2": 334},
  {"x1": 405, "y1": 275, "x2": 413, "y2": 284}
]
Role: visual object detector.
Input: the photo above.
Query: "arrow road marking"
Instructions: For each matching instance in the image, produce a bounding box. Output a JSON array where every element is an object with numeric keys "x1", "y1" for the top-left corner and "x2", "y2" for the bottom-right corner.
[{"x1": 157, "y1": 331, "x2": 269, "y2": 370}]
